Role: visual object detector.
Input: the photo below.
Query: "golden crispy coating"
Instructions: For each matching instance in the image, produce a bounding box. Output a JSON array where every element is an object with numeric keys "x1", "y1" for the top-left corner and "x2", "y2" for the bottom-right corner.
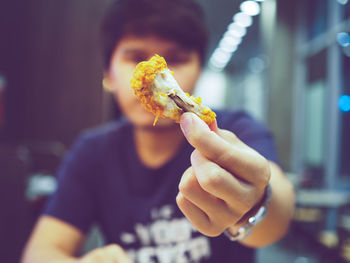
[
  {"x1": 130, "y1": 55, "x2": 173, "y2": 123},
  {"x1": 131, "y1": 54, "x2": 216, "y2": 126}
]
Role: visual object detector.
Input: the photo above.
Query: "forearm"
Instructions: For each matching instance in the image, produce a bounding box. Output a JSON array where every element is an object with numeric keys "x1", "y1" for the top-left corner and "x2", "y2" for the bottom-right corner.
[
  {"x1": 21, "y1": 216, "x2": 86, "y2": 263},
  {"x1": 22, "y1": 246, "x2": 77, "y2": 263},
  {"x1": 239, "y1": 162, "x2": 295, "y2": 248}
]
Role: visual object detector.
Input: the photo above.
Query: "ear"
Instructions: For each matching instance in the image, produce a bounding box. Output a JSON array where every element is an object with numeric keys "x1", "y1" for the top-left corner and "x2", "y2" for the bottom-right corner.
[{"x1": 102, "y1": 72, "x2": 114, "y2": 92}]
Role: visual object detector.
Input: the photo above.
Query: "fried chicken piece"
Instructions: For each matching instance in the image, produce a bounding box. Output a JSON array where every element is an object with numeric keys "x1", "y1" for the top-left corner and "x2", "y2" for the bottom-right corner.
[{"x1": 130, "y1": 54, "x2": 216, "y2": 126}]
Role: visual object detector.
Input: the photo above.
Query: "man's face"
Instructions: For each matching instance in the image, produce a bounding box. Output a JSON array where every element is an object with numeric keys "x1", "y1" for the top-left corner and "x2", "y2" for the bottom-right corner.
[{"x1": 105, "y1": 35, "x2": 202, "y2": 129}]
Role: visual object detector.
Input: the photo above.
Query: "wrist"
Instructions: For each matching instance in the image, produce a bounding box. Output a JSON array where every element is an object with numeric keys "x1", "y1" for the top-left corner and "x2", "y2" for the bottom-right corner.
[{"x1": 224, "y1": 184, "x2": 272, "y2": 241}]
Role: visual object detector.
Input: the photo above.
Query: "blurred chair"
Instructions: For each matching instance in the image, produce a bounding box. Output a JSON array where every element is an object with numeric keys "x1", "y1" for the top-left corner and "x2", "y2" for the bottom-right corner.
[
  {"x1": 0, "y1": 141, "x2": 66, "y2": 263},
  {"x1": 23, "y1": 141, "x2": 66, "y2": 216},
  {"x1": 0, "y1": 144, "x2": 31, "y2": 263}
]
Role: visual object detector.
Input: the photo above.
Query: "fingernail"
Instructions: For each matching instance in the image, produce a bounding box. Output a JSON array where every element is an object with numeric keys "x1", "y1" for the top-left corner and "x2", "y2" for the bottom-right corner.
[{"x1": 180, "y1": 113, "x2": 193, "y2": 136}]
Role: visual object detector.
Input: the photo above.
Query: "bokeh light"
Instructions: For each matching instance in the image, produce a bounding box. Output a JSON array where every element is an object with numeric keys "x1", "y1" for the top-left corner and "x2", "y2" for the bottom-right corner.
[
  {"x1": 233, "y1": 12, "x2": 253, "y2": 27},
  {"x1": 339, "y1": 95, "x2": 350, "y2": 112},
  {"x1": 227, "y1": 23, "x2": 247, "y2": 38},
  {"x1": 220, "y1": 35, "x2": 242, "y2": 47},
  {"x1": 208, "y1": 0, "x2": 263, "y2": 71},
  {"x1": 337, "y1": 0, "x2": 349, "y2": 5},
  {"x1": 337, "y1": 32, "x2": 350, "y2": 47},
  {"x1": 240, "y1": 1, "x2": 260, "y2": 16}
]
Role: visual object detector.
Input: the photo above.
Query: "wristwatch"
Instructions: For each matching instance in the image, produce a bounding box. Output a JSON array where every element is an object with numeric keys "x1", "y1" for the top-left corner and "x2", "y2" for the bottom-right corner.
[{"x1": 224, "y1": 184, "x2": 272, "y2": 241}]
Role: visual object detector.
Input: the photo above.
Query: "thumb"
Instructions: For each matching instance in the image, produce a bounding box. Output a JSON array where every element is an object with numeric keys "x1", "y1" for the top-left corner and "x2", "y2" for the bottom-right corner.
[
  {"x1": 179, "y1": 112, "x2": 211, "y2": 141},
  {"x1": 180, "y1": 113, "x2": 239, "y2": 148},
  {"x1": 179, "y1": 113, "x2": 219, "y2": 139},
  {"x1": 179, "y1": 112, "x2": 225, "y2": 152}
]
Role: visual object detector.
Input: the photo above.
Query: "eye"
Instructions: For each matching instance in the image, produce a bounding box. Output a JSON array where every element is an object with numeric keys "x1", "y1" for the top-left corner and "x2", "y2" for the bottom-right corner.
[
  {"x1": 166, "y1": 56, "x2": 189, "y2": 65},
  {"x1": 165, "y1": 54, "x2": 191, "y2": 66},
  {"x1": 122, "y1": 52, "x2": 148, "y2": 64},
  {"x1": 131, "y1": 54, "x2": 148, "y2": 64}
]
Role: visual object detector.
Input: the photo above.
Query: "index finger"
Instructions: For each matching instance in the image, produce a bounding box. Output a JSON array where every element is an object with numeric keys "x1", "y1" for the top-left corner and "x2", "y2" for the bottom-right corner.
[{"x1": 180, "y1": 112, "x2": 267, "y2": 185}]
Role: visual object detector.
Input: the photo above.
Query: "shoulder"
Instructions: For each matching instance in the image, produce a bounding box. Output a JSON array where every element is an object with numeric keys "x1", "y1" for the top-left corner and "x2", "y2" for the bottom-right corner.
[
  {"x1": 76, "y1": 119, "x2": 130, "y2": 149},
  {"x1": 65, "y1": 119, "x2": 131, "y2": 164},
  {"x1": 215, "y1": 109, "x2": 268, "y2": 135},
  {"x1": 215, "y1": 109, "x2": 251, "y2": 126},
  {"x1": 55, "y1": 119, "x2": 131, "y2": 182}
]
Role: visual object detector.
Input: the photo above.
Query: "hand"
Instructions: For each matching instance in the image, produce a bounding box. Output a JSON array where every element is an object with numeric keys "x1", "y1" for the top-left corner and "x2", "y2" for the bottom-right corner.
[
  {"x1": 78, "y1": 244, "x2": 133, "y2": 263},
  {"x1": 176, "y1": 113, "x2": 271, "y2": 237}
]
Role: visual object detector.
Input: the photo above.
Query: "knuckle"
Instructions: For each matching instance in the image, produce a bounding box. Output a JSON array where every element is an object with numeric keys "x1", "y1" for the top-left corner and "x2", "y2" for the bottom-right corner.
[
  {"x1": 219, "y1": 212, "x2": 238, "y2": 228},
  {"x1": 191, "y1": 130, "x2": 217, "y2": 149},
  {"x1": 204, "y1": 224, "x2": 224, "y2": 237},
  {"x1": 217, "y1": 149, "x2": 236, "y2": 166},
  {"x1": 190, "y1": 149, "x2": 201, "y2": 163},
  {"x1": 178, "y1": 181, "x2": 186, "y2": 194},
  {"x1": 199, "y1": 167, "x2": 223, "y2": 191},
  {"x1": 261, "y1": 172, "x2": 271, "y2": 188},
  {"x1": 248, "y1": 153, "x2": 270, "y2": 187},
  {"x1": 220, "y1": 129, "x2": 238, "y2": 143},
  {"x1": 225, "y1": 207, "x2": 242, "y2": 223},
  {"x1": 178, "y1": 170, "x2": 194, "y2": 196},
  {"x1": 255, "y1": 158, "x2": 271, "y2": 188},
  {"x1": 191, "y1": 219, "x2": 211, "y2": 234},
  {"x1": 264, "y1": 162, "x2": 272, "y2": 183},
  {"x1": 237, "y1": 193, "x2": 255, "y2": 212},
  {"x1": 178, "y1": 182, "x2": 190, "y2": 196},
  {"x1": 176, "y1": 192, "x2": 186, "y2": 207},
  {"x1": 190, "y1": 129, "x2": 205, "y2": 145}
]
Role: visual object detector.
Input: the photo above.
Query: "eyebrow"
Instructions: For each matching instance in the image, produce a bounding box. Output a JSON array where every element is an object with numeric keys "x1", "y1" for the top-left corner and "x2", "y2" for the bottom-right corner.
[
  {"x1": 121, "y1": 47, "x2": 191, "y2": 55},
  {"x1": 121, "y1": 48, "x2": 146, "y2": 55}
]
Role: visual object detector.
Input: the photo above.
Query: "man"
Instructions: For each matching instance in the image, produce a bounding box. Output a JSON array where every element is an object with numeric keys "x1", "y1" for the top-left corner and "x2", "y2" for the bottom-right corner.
[{"x1": 22, "y1": 0, "x2": 295, "y2": 262}]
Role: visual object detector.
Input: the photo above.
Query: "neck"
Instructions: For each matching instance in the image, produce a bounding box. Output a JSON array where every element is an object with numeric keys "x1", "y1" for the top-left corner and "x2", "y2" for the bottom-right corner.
[{"x1": 133, "y1": 125, "x2": 185, "y2": 169}]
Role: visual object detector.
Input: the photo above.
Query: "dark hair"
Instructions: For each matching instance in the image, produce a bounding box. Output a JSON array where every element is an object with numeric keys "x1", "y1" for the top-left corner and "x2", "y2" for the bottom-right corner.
[{"x1": 100, "y1": 0, "x2": 208, "y2": 69}]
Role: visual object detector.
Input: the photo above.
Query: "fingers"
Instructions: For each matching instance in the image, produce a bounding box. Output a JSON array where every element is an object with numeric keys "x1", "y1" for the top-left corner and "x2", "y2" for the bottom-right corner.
[
  {"x1": 190, "y1": 151, "x2": 261, "y2": 212},
  {"x1": 175, "y1": 192, "x2": 216, "y2": 235},
  {"x1": 178, "y1": 113, "x2": 272, "y2": 238},
  {"x1": 179, "y1": 167, "x2": 239, "y2": 225},
  {"x1": 180, "y1": 112, "x2": 270, "y2": 187},
  {"x1": 177, "y1": 165, "x2": 257, "y2": 236},
  {"x1": 190, "y1": 151, "x2": 247, "y2": 203}
]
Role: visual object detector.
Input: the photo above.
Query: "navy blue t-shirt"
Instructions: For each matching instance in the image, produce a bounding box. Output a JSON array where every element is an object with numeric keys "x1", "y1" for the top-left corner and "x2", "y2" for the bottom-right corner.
[{"x1": 45, "y1": 110, "x2": 279, "y2": 263}]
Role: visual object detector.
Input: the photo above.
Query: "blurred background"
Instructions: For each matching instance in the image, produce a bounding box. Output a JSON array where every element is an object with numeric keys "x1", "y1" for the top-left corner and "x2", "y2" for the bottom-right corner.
[{"x1": 0, "y1": 0, "x2": 349, "y2": 262}]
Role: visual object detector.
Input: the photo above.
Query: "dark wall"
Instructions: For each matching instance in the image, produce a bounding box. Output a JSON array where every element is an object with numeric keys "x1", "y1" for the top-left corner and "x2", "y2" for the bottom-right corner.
[
  {"x1": 0, "y1": 1, "x2": 111, "y2": 262},
  {"x1": 0, "y1": 0, "x2": 110, "y2": 146}
]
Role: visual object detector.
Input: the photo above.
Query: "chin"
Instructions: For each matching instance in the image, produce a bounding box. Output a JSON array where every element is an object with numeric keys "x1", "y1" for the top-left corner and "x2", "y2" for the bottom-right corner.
[
  {"x1": 154, "y1": 117, "x2": 178, "y2": 128},
  {"x1": 125, "y1": 107, "x2": 179, "y2": 130},
  {"x1": 134, "y1": 116, "x2": 178, "y2": 131}
]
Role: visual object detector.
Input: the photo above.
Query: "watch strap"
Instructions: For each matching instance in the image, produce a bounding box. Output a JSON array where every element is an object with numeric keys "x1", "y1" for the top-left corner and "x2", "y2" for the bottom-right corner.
[{"x1": 224, "y1": 184, "x2": 272, "y2": 241}]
